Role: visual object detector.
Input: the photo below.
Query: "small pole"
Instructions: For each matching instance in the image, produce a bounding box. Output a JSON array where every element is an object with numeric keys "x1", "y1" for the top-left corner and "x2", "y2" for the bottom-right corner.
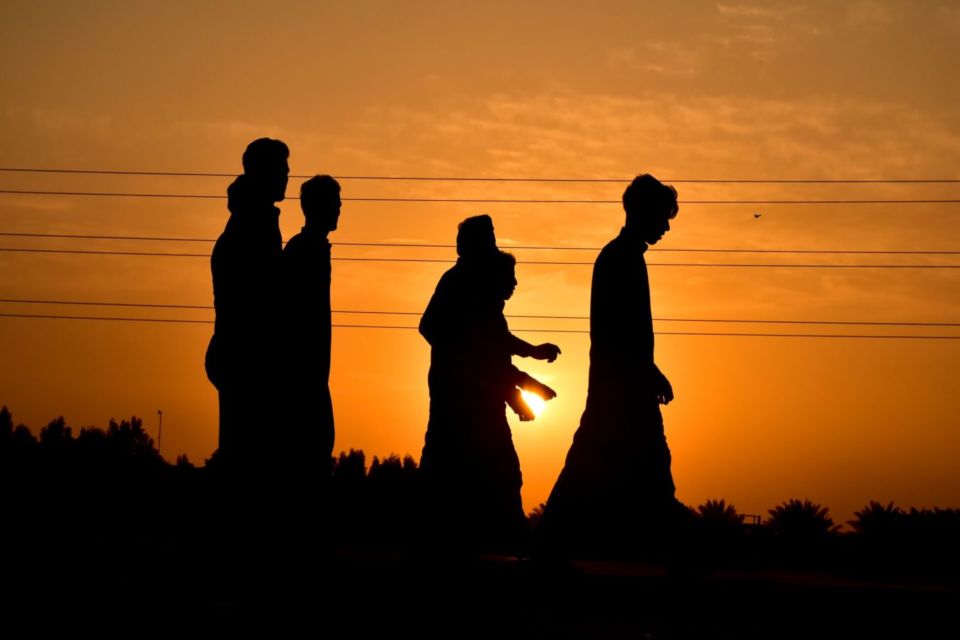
[{"x1": 157, "y1": 410, "x2": 163, "y2": 458}]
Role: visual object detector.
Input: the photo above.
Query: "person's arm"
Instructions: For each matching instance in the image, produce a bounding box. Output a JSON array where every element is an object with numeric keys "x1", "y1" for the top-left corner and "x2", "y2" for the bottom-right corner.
[
  {"x1": 511, "y1": 366, "x2": 557, "y2": 400},
  {"x1": 507, "y1": 334, "x2": 561, "y2": 362},
  {"x1": 651, "y1": 363, "x2": 674, "y2": 405},
  {"x1": 419, "y1": 269, "x2": 458, "y2": 346},
  {"x1": 506, "y1": 387, "x2": 535, "y2": 421},
  {"x1": 419, "y1": 291, "x2": 444, "y2": 345}
]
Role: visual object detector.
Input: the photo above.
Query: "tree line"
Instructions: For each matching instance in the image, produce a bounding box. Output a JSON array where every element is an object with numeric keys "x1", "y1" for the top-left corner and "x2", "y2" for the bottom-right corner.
[{"x1": 2, "y1": 406, "x2": 958, "y2": 579}]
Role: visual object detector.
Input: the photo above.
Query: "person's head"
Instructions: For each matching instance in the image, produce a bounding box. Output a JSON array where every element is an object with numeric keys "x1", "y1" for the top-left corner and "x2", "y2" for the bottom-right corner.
[
  {"x1": 456, "y1": 214, "x2": 496, "y2": 259},
  {"x1": 489, "y1": 250, "x2": 517, "y2": 302},
  {"x1": 622, "y1": 174, "x2": 678, "y2": 245},
  {"x1": 241, "y1": 138, "x2": 290, "y2": 203},
  {"x1": 300, "y1": 175, "x2": 342, "y2": 232}
]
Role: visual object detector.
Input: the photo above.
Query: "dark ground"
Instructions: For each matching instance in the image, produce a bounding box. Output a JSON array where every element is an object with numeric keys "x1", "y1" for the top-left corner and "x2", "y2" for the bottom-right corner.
[{"x1": 4, "y1": 545, "x2": 957, "y2": 639}]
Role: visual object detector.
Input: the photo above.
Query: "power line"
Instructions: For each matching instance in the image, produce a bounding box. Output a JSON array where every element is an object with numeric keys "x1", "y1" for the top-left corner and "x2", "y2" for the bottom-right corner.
[
  {"x1": 3, "y1": 231, "x2": 960, "y2": 255},
  {"x1": 3, "y1": 297, "x2": 959, "y2": 327},
  {"x1": 0, "y1": 231, "x2": 218, "y2": 244},
  {"x1": 2, "y1": 189, "x2": 960, "y2": 205},
  {"x1": 3, "y1": 246, "x2": 959, "y2": 268},
  {"x1": 0, "y1": 298, "x2": 209, "y2": 310},
  {"x1": 1, "y1": 247, "x2": 210, "y2": 258},
  {"x1": 3, "y1": 167, "x2": 960, "y2": 184},
  {"x1": 2, "y1": 312, "x2": 958, "y2": 339}
]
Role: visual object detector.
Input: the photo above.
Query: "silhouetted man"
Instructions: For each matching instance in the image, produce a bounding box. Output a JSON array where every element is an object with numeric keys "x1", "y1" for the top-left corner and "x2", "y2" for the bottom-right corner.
[
  {"x1": 420, "y1": 215, "x2": 560, "y2": 378},
  {"x1": 421, "y1": 249, "x2": 557, "y2": 554},
  {"x1": 283, "y1": 175, "x2": 340, "y2": 486},
  {"x1": 539, "y1": 174, "x2": 682, "y2": 558},
  {"x1": 205, "y1": 138, "x2": 289, "y2": 481},
  {"x1": 420, "y1": 215, "x2": 560, "y2": 447},
  {"x1": 418, "y1": 215, "x2": 560, "y2": 553}
]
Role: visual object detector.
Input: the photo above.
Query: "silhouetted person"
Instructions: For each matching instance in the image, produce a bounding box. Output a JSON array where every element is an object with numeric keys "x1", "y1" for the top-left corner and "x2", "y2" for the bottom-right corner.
[
  {"x1": 420, "y1": 215, "x2": 560, "y2": 424},
  {"x1": 539, "y1": 174, "x2": 682, "y2": 559},
  {"x1": 205, "y1": 137, "x2": 289, "y2": 486},
  {"x1": 283, "y1": 175, "x2": 340, "y2": 488},
  {"x1": 464, "y1": 251, "x2": 557, "y2": 551},
  {"x1": 420, "y1": 237, "x2": 557, "y2": 555}
]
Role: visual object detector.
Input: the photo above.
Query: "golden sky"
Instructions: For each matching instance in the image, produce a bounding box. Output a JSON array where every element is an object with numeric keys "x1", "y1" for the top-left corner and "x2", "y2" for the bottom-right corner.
[{"x1": 2, "y1": 1, "x2": 959, "y2": 523}]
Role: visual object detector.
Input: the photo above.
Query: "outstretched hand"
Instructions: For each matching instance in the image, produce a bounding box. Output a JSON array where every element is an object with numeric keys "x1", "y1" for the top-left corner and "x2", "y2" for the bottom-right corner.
[
  {"x1": 507, "y1": 388, "x2": 536, "y2": 421},
  {"x1": 531, "y1": 343, "x2": 561, "y2": 363},
  {"x1": 522, "y1": 377, "x2": 557, "y2": 401},
  {"x1": 653, "y1": 366, "x2": 674, "y2": 405}
]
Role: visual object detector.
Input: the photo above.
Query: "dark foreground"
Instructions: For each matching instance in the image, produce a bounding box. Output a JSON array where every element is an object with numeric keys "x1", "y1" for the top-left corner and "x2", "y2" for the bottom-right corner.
[{"x1": 4, "y1": 545, "x2": 957, "y2": 639}]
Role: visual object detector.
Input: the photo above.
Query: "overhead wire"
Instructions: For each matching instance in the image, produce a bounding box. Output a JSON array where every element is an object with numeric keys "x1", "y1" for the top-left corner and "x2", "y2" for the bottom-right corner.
[
  {"x1": 1, "y1": 297, "x2": 958, "y2": 327},
  {"x1": 2, "y1": 231, "x2": 960, "y2": 255},
  {"x1": 3, "y1": 166, "x2": 960, "y2": 184},
  {"x1": 3, "y1": 188, "x2": 960, "y2": 204},
  {"x1": 2, "y1": 312, "x2": 958, "y2": 340}
]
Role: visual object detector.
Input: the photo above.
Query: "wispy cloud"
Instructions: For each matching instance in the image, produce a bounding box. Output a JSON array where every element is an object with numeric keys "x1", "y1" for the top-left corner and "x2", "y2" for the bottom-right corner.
[
  {"x1": 937, "y1": 4, "x2": 960, "y2": 29},
  {"x1": 846, "y1": 0, "x2": 894, "y2": 29},
  {"x1": 607, "y1": 41, "x2": 702, "y2": 77},
  {"x1": 715, "y1": 1, "x2": 810, "y2": 62},
  {"x1": 717, "y1": 2, "x2": 795, "y2": 19}
]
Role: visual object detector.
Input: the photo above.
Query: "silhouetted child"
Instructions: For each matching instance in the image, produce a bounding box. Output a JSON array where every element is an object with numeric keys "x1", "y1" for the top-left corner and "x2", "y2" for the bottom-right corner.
[{"x1": 473, "y1": 251, "x2": 557, "y2": 424}]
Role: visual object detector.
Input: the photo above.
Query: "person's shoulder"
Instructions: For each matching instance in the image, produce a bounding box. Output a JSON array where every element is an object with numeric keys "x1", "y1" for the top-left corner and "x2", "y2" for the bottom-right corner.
[
  {"x1": 432, "y1": 264, "x2": 463, "y2": 293},
  {"x1": 211, "y1": 222, "x2": 241, "y2": 259},
  {"x1": 284, "y1": 232, "x2": 305, "y2": 254},
  {"x1": 438, "y1": 264, "x2": 461, "y2": 284},
  {"x1": 596, "y1": 234, "x2": 625, "y2": 264}
]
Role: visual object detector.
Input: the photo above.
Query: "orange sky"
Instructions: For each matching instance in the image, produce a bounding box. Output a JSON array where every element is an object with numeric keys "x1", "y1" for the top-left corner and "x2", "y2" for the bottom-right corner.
[{"x1": 2, "y1": 1, "x2": 959, "y2": 524}]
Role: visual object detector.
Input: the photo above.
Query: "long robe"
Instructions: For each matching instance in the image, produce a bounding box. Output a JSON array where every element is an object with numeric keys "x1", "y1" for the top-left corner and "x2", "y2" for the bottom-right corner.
[
  {"x1": 282, "y1": 227, "x2": 335, "y2": 483},
  {"x1": 205, "y1": 175, "x2": 284, "y2": 477},
  {"x1": 541, "y1": 226, "x2": 677, "y2": 555},
  {"x1": 419, "y1": 263, "x2": 528, "y2": 552}
]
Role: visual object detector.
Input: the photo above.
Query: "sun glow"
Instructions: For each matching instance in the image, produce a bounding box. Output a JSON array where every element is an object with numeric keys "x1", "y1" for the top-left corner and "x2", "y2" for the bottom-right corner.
[{"x1": 520, "y1": 389, "x2": 547, "y2": 418}]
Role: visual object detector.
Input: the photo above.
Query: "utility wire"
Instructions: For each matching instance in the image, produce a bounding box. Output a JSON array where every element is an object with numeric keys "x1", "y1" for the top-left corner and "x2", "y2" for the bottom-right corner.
[
  {"x1": 2, "y1": 189, "x2": 959, "y2": 205},
  {"x1": 2, "y1": 312, "x2": 958, "y2": 339},
  {"x1": 2, "y1": 298, "x2": 958, "y2": 327},
  {"x1": 3, "y1": 167, "x2": 960, "y2": 184},
  {"x1": 2, "y1": 246, "x2": 959, "y2": 268},
  {"x1": 3, "y1": 231, "x2": 960, "y2": 255}
]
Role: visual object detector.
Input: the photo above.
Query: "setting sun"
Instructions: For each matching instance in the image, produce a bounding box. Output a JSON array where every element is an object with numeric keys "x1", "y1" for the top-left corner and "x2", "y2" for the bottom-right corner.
[{"x1": 520, "y1": 390, "x2": 547, "y2": 418}]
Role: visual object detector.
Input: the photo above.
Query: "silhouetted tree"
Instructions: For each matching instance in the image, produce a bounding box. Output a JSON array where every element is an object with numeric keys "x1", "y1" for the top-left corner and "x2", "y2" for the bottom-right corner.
[
  {"x1": 402, "y1": 455, "x2": 417, "y2": 473},
  {"x1": 849, "y1": 501, "x2": 905, "y2": 538},
  {"x1": 766, "y1": 499, "x2": 837, "y2": 540},
  {"x1": 690, "y1": 499, "x2": 749, "y2": 567},
  {"x1": 106, "y1": 417, "x2": 160, "y2": 463},
  {"x1": 764, "y1": 499, "x2": 839, "y2": 568},
  {"x1": 364, "y1": 453, "x2": 419, "y2": 544},
  {"x1": 0, "y1": 406, "x2": 36, "y2": 460},
  {"x1": 697, "y1": 499, "x2": 745, "y2": 531},
  {"x1": 331, "y1": 449, "x2": 368, "y2": 542},
  {"x1": 39, "y1": 416, "x2": 73, "y2": 449},
  {"x1": 12, "y1": 424, "x2": 36, "y2": 448},
  {"x1": 0, "y1": 405, "x2": 12, "y2": 439},
  {"x1": 527, "y1": 502, "x2": 546, "y2": 530},
  {"x1": 333, "y1": 449, "x2": 366, "y2": 484}
]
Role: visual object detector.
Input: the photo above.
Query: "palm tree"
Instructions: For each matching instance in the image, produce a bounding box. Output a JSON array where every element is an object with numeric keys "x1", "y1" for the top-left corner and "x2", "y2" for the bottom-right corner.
[
  {"x1": 766, "y1": 498, "x2": 838, "y2": 540},
  {"x1": 697, "y1": 499, "x2": 745, "y2": 530},
  {"x1": 849, "y1": 501, "x2": 904, "y2": 538}
]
